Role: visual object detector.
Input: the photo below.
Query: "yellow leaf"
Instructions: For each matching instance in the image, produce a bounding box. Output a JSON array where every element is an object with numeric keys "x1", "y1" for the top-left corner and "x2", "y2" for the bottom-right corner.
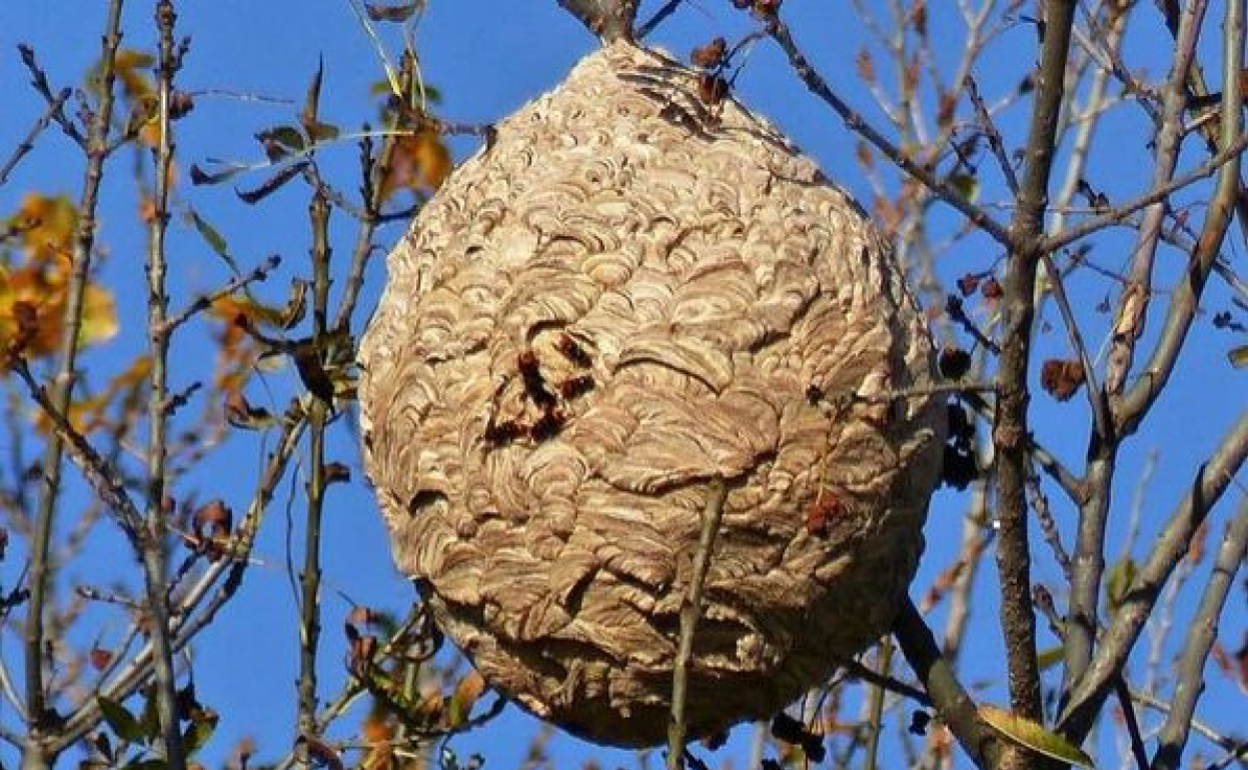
[
  {"x1": 1230, "y1": 344, "x2": 1248, "y2": 368},
  {"x1": 979, "y1": 705, "x2": 1095, "y2": 768},
  {"x1": 108, "y1": 355, "x2": 153, "y2": 389},
  {"x1": 9, "y1": 193, "x2": 78, "y2": 263},
  {"x1": 413, "y1": 131, "x2": 452, "y2": 190},
  {"x1": 382, "y1": 131, "x2": 451, "y2": 200},
  {"x1": 99, "y1": 48, "x2": 155, "y2": 101},
  {"x1": 948, "y1": 172, "x2": 980, "y2": 202},
  {"x1": 1104, "y1": 557, "x2": 1137, "y2": 614},
  {"x1": 447, "y1": 670, "x2": 486, "y2": 727},
  {"x1": 208, "y1": 294, "x2": 288, "y2": 329},
  {"x1": 80, "y1": 282, "x2": 118, "y2": 346}
]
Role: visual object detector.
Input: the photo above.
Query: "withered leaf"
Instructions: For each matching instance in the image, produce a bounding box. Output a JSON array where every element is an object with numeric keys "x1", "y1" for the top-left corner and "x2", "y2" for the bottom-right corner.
[
  {"x1": 691, "y1": 37, "x2": 727, "y2": 69},
  {"x1": 236, "y1": 162, "x2": 308, "y2": 205},
  {"x1": 90, "y1": 646, "x2": 114, "y2": 672},
  {"x1": 980, "y1": 276, "x2": 1003, "y2": 300},
  {"x1": 301, "y1": 58, "x2": 325, "y2": 137},
  {"x1": 224, "y1": 391, "x2": 276, "y2": 431},
  {"x1": 957, "y1": 272, "x2": 982, "y2": 297},
  {"x1": 324, "y1": 461, "x2": 351, "y2": 485},
  {"x1": 190, "y1": 163, "x2": 244, "y2": 186},
  {"x1": 1040, "y1": 359, "x2": 1085, "y2": 402},
  {"x1": 365, "y1": 2, "x2": 420, "y2": 22},
  {"x1": 297, "y1": 735, "x2": 345, "y2": 770}
]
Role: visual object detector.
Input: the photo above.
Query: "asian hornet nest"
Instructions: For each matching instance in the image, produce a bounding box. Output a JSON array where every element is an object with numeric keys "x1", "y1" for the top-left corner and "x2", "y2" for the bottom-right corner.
[{"x1": 359, "y1": 41, "x2": 944, "y2": 747}]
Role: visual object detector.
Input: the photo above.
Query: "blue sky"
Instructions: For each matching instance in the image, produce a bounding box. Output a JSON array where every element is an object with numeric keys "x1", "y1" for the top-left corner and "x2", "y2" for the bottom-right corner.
[{"x1": 0, "y1": 1, "x2": 1244, "y2": 768}]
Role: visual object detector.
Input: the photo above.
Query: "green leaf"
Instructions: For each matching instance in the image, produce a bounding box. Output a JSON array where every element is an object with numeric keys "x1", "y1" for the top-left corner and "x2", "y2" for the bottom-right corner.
[
  {"x1": 948, "y1": 172, "x2": 980, "y2": 202},
  {"x1": 185, "y1": 209, "x2": 238, "y2": 276},
  {"x1": 1229, "y1": 344, "x2": 1248, "y2": 368},
  {"x1": 182, "y1": 708, "x2": 219, "y2": 756},
  {"x1": 307, "y1": 121, "x2": 340, "y2": 143},
  {"x1": 1036, "y1": 645, "x2": 1064, "y2": 672},
  {"x1": 979, "y1": 705, "x2": 1095, "y2": 768},
  {"x1": 260, "y1": 125, "x2": 306, "y2": 153},
  {"x1": 1105, "y1": 557, "x2": 1137, "y2": 613},
  {"x1": 97, "y1": 696, "x2": 145, "y2": 744}
]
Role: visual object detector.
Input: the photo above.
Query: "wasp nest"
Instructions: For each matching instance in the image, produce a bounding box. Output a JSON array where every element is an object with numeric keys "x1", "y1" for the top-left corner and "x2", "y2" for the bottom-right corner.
[{"x1": 359, "y1": 41, "x2": 944, "y2": 747}]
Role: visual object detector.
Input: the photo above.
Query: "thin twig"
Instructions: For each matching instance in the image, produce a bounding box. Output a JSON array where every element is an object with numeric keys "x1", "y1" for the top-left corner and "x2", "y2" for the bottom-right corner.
[
  {"x1": 667, "y1": 477, "x2": 727, "y2": 770},
  {"x1": 138, "y1": 4, "x2": 189, "y2": 768},
  {"x1": 863, "y1": 640, "x2": 893, "y2": 770},
  {"x1": 22, "y1": 4, "x2": 125, "y2": 759},
  {"x1": 1038, "y1": 250, "x2": 1111, "y2": 440},
  {"x1": 12, "y1": 362, "x2": 144, "y2": 539},
  {"x1": 16, "y1": 44, "x2": 86, "y2": 147},
  {"x1": 0, "y1": 86, "x2": 71, "y2": 187},
  {"x1": 1113, "y1": 677, "x2": 1150, "y2": 770},
  {"x1": 297, "y1": 189, "x2": 332, "y2": 740},
  {"x1": 841, "y1": 658, "x2": 932, "y2": 706},
  {"x1": 1113, "y1": 0, "x2": 1243, "y2": 438},
  {"x1": 1102, "y1": 0, "x2": 1210, "y2": 398},
  {"x1": 48, "y1": 413, "x2": 306, "y2": 754},
  {"x1": 636, "y1": 0, "x2": 683, "y2": 39},
  {"x1": 1026, "y1": 470, "x2": 1072, "y2": 579},
  {"x1": 760, "y1": 13, "x2": 1013, "y2": 247},
  {"x1": 966, "y1": 76, "x2": 1020, "y2": 196},
  {"x1": 161, "y1": 254, "x2": 281, "y2": 335},
  {"x1": 332, "y1": 54, "x2": 412, "y2": 333},
  {"x1": 1133, "y1": 689, "x2": 1248, "y2": 762},
  {"x1": 1040, "y1": 131, "x2": 1248, "y2": 254},
  {"x1": 0, "y1": 658, "x2": 27, "y2": 723}
]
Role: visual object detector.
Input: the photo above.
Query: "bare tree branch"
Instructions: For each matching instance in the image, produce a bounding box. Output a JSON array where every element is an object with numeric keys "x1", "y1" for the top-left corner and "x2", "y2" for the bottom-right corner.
[
  {"x1": 555, "y1": 0, "x2": 639, "y2": 42},
  {"x1": 138, "y1": 4, "x2": 189, "y2": 768},
  {"x1": 298, "y1": 189, "x2": 333, "y2": 742},
  {"x1": 1102, "y1": 0, "x2": 1210, "y2": 398},
  {"x1": 893, "y1": 599, "x2": 1004, "y2": 770},
  {"x1": 1058, "y1": 408, "x2": 1248, "y2": 743},
  {"x1": 1113, "y1": 0, "x2": 1244, "y2": 437},
  {"x1": 994, "y1": 0, "x2": 1079, "y2": 729},
  {"x1": 1149, "y1": 496, "x2": 1248, "y2": 770},
  {"x1": 1038, "y1": 251, "x2": 1110, "y2": 440},
  {"x1": 48, "y1": 414, "x2": 307, "y2": 754},
  {"x1": 21, "y1": 7, "x2": 125, "y2": 765}
]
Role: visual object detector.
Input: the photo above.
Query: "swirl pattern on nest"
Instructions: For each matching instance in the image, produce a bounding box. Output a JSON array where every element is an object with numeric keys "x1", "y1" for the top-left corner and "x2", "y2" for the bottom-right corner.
[{"x1": 359, "y1": 41, "x2": 945, "y2": 747}]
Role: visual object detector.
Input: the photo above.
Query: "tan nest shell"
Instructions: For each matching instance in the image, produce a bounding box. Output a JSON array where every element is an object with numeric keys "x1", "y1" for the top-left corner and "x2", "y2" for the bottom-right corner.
[{"x1": 359, "y1": 41, "x2": 944, "y2": 747}]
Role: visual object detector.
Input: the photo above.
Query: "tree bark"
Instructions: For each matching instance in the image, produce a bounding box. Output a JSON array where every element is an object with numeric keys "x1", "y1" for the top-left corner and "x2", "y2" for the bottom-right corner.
[{"x1": 556, "y1": 0, "x2": 639, "y2": 42}]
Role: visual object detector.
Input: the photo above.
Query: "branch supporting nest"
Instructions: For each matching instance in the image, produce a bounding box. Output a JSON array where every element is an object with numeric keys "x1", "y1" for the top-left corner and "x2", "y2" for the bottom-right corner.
[{"x1": 556, "y1": 0, "x2": 640, "y2": 42}]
